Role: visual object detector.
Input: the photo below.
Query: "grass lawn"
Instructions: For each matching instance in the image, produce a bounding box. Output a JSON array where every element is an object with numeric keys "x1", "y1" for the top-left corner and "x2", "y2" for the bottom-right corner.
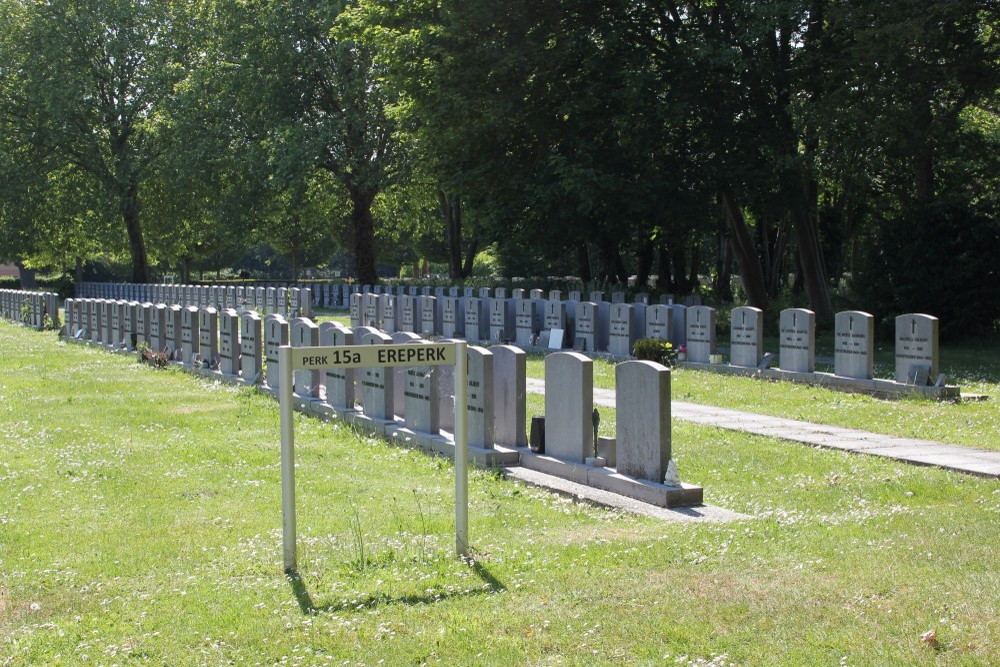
[{"x1": 2, "y1": 321, "x2": 999, "y2": 664}]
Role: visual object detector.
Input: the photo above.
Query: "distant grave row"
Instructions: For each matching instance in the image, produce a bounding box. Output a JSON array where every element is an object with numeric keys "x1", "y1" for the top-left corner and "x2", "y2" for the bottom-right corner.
[{"x1": 0, "y1": 288, "x2": 59, "y2": 330}]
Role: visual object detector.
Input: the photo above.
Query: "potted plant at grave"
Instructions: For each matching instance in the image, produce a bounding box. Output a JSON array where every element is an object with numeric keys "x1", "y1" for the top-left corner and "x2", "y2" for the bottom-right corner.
[{"x1": 632, "y1": 338, "x2": 678, "y2": 366}]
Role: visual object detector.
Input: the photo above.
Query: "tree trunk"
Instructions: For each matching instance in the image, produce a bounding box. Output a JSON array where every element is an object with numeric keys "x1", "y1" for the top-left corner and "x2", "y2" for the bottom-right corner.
[
  {"x1": 635, "y1": 234, "x2": 654, "y2": 290},
  {"x1": 438, "y1": 190, "x2": 463, "y2": 280},
  {"x1": 788, "y1": 193, "x2": 833, "y2": 323},
  {"x1": 715, "y1": 237, "x2": 733, "y2": 301},
  {"x1": 657, "y1": 241, "x2": 672, "y2": 292},
  {"x1": 122, "y1": 177, "x2": 150, "y2": 283},
  {"x1": 687, "y1": 242, "x2": 701, "y2": 293},
  {"x1": 349, "y1": 188, "x2": 379, "y2": 285},
  {"x1": 15, "y1": 261, "x2": 37, "y2": 289},
  {"x1": 461, "y1": 237, "x2": 478, "y2": 278},
  {"x1": 913, "y1": 98, "x2": 934, "y2": 204},
  {"x1": 721, "y1": 189, "x2": 769, "y2": 310},
  {"x1": 670, "y1": 244, "x2": 688, "y2": 295},
  {"x1": 577, "y1": 242, "x2": 592, "y2": 282}
]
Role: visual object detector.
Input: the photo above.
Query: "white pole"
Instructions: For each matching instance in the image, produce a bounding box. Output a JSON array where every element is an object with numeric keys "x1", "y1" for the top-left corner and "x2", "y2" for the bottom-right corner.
[
  {"x1": 279, "y1": 345, "x2": 296, "y2": 573},
  {"x1": 454, "y1": 341, "x2": 469, "y2": 556}
]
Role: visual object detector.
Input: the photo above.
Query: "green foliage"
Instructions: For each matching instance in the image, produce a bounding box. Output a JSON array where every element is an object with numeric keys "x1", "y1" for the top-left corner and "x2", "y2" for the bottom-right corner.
[
  {"x1": 853, "y1": 198, "x2": 1000, "y2": 340},
  {"x1": 631, "y1": 338, "x2": 676, "y2": 367}
]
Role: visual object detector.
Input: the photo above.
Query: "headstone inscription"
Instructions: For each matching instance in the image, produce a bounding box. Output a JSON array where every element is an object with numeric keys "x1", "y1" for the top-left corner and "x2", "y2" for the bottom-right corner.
[
  {"x1": 685, "y1": 306, "x2": 716, "y2": 363},
  {"x1": 834, "y1": 310, "x2": 874, "y2": 380},
  {"x1": 165, "y1": 305, "x2": 182, "y2": 359},
  {"x1": 465, "y1": 346, "x2": 495, "y2": 449},
  {"x1": 644, "y1": 304, "x2": 672, "y2": 343},
  {"x1": 895, "y1": 314, "x2": 938, "y2": 384},
  {"x1": 514, "y1": 299, "x2": 537, "y2": 348},
  {"x1": 404, "y1": 341, "x2": 440, "y2": 435},
  {"x1": 464, "y1": 297, "x2": 488, "y2": 343},
  {"x1": 150, "y1": 304, "x2": 166, "y2": 352},
  {"x1": 730, "y1": 306, "x2": 764, "y2": 368},
  {"x1": 779, "y1": 308, "x2": 815, "y2": 373},
  {"x1": 181, "y1": 305, "x2": 200, "y2": 365},
  {"x1": 199, "y1": 307, "x2": 220, "y2": 368},
  {"x1": 608, "y1": 303, "x2": 638, "y2": 356},
  {"x1": 319, "y1": 323, "x2": 356, "y2": 410}
]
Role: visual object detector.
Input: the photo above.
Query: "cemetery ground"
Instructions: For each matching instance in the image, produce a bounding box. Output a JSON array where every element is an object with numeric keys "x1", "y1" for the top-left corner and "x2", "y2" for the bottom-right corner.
[{"x1": 2, "y1": 323, "x2": 1000, "y2": 664}]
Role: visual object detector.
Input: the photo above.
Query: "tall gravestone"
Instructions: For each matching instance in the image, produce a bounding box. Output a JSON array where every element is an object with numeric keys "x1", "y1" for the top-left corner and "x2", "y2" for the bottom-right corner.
[
  {"x1": 123, "y1": 302, "x2": 138, "y2": 350},
  {"x1": 100, "y1": 300, "x2": 112, "y2": 346},
  {"x1": 574, "y1": 302, "x2": 598, "y2": 352},
  {"x1": 544, "y1": 352, "x2": 593, "y2": 463},
  {"x1": 363, "y1": 293, "x2": 379, "y2": 328},
  {"x1": 379, "y1": 294, "x2": 397, "y2": 333},
  {"x1": 543, "y1": 300, "x2": 571, "y2": 349},
  {"x1": 730, "y1": 306, "x2": 764, "y2": 367},
  {"x1": 181, "y1": 306, "x2": 200, "y2": 365},
  {"x1": 489, "y1": 298, "x2": 515, "y2": 343},
  {"x1": 668, "y1": 304, "x2": 687, "y2": 346},
  {"x1": 492, "y1": 345, "x2": 526, "y2": 447},
  {"x1": 320, "y1": 323, "x2": 355, "y2": 410},
  {"x1": 464, "y1": 297, "x2": 489, "y2": 343},
  {"x1": 616, "y1": 361, "x2": 672, "y2": 483},
  {"x1": 399, "y1": 295, "x2": 416, "y2": 332},
  {"x1": 645, "y1": 304, "x2": 672, "y2": 343},
  {"x1": 165, "y1": 305, "x2": 183, "y2": 359},
  {"x1": 779, "y1": 308, "x2": 815, "y2": 373},
  {"x1": 465, "y1": 346, "x2": 495, "y2": 449},
  {"x1": 92, "y1": 300, "x2": 104, "y2": 344},
  {"x1": 834, "y1": 310, "x2": 874, "y2": 380},
  {"x1": 150, "y1": 304, "x2": 167, "y2": 353},
  {"x1": 421, "y1": 296, "x2": 440, "y2": 337},
  {"x1": 608, "y1": 303, "x2": 640, "y2": 356},
  {"x1": 390, "y1": 332, "x2": 424, "y2": 416},
  {"x1": 360, "y1": 331, "x2": 395, "y2": 420},
  {"x1": 199, "y1": 307, "x2": 220, "y2": 368},
  {"x1": 895, "y1": 314, "x2": 939, "y2": 384},
  {"x1": 514, "y1": 299, "x2": 538, "y2": 347},
  {"x1": 240, "y1": 312, "x2": 263, "y2": 383},
  {"x1": 219, "y1": 309, "x2": 240, "y2": 376},
  {"x1": 442, "y1": 297, "x2": 464, "y2": 338},
  {"x1": 264, "y1": 314, "x2": 289, "y2": 389},
  {"x1": 349, "y1": 293, "x2": 362, "y2": 328},
  {"x1": 685, "y1": 306, "x2": 717, "y2": 363},
  {"x1": 137, "y1": 303, "x2": 152, "y2": 347},
  {"x1": 290, "y1": 317, "x2": 321, "y2": 397},
  {"x1": 403, "y1": 342, "x2": 440, "y2": 435}
]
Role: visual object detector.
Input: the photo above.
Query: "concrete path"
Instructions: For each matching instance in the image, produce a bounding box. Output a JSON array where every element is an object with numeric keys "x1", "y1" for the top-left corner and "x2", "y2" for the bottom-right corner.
[{"x1": 525, "y1": 379, "x2": 1000, "y2": 479}]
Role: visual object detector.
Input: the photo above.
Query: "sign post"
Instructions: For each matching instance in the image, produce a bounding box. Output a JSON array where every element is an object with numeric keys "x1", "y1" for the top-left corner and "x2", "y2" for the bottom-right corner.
[{"x1": 279, "y1": 341, "x2": 467, "y2": 573}]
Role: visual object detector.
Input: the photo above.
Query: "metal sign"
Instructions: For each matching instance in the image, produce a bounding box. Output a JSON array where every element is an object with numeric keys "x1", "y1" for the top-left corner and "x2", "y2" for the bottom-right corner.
[
  {"x1": 279, "y1": 341, "x2": 469, "y2": 573},
  {"x1": 288, "y1": 343, "x2": 456, "y2": 370}
]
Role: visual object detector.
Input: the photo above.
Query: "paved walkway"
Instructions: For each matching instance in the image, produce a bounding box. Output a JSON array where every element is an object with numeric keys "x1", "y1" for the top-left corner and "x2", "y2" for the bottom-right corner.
[{"x1": 525, "y1": 379, "x2": 1000, "y2": 479}]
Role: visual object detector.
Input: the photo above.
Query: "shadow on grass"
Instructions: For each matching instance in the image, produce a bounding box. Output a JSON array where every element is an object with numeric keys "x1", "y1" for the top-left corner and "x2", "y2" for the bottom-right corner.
[{"x1": 287, "y1": 560, "x2": 506, "y2": 615}]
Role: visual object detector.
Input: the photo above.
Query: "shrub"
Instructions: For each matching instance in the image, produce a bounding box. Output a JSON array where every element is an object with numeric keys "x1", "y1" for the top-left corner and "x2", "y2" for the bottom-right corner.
[{"x1": 631, "y1": 338, "x2": 676, "y2": 366}]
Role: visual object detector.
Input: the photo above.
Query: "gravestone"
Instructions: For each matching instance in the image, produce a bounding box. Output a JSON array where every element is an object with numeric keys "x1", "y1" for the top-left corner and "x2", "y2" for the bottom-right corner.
[
  {"x1": 363, "y1": 293, "x2": 379, "y2": 328},
  {"x1": 730, "y1": 306, "x2": 764, "y2": 367},
  {"x1": 123, "y1": 302, "x2": 138, "y2": 350},
  {"x1": 616, "y1": 361, "x2": 672, "y2": 483},
  {"x1": 199, "y1": 307, "x2": 220, "y2": 368},
  {"x1": 685, "y1": 306, "x2": 717, "y2": 363},
  {"x1": 478, "y1": 288, "x2": 491, "y2": 299},
  {"x1": 611, "y1": 291, "x2": 625, "y2": 304},
  {"x1": 360, "y1": 331, "x2": 395, "y2": 420},
  {"x1": 92, "y1": 300, "x2": 104, "y2": 344},
  {"x1": 100, "y1": 300, "x2": 112, "y2": 345},
  {"x1": 404, "y1": 342, "x2": 440, "y2": 434},
  {"x1": 514, "y1": 299, "x2": 538, "y2": 347},
  {"x1": 442, "y1": 297, "x2": 464, "y2": 338},
  {"x1": 226, "y1": 287, "x2": 237, "y2": 310},
  {"x1": 834, "y1": 310, "x2": 874, "y2": 380},
  {"x1": 379, "y1": 294, "x2": 397, "y2": 333},
  {"x1": 136, "y1": 303, "x2": 152, "y2": 347},
  {"x1": 489, "y1": 297, "x2": 515, "y2": 342},
  {"x1": 573, "y1": 301, "x2": 598, "y2": 352},
  {"x1": 608, "y1": 303, "x2": 640, "y2": 356},
  {"x1": 543, "y1": 300, "x2": 571, "y2": 349},
  {"x1": 634, "y1": 293, "x2": 650, "y2": 305},
  {"x1": 276, "y1": 288, "x2": 288, "y2": 317},
  {"x1": 895, "y1": 314, "x2": 939, "y2": 384},
  {"x1": 319, "y1": 323, "x2": 356, "y2": 410},
  {"x1": 544, "y1": 352, "x2": 593, "y2": 463},
  {"x1": 548, "y1": 290, "x2": 562, "y2": 302},
  {"x1": 568, "y1": 290, "x2": 582, "y2": 302},
  {"x1": 181, "y1": 306, "x2": 200, "y2": 365},
  {"x1": 465, "y1": 346, "x2": 495, "y2": 449},
  {"x1": 530, "y1": 289, "x2": 543, "y2": 300},
  {"x1": 589, "y1": 290, "x2": 604, "y2": 304},
  {"x1": 644, "y1": 304, "x2": 672, "y2": 343},
  {"x1": 150, "y1": 304, "x2": 167, "y2": 353},
  {"x1": 109, "y1": 301, "x2": 121, "y2": 347},
  {"x1": 264, "y1": 313, "x2": 291, "y2": 387},
  {"x1": 492, "y1": 345, "x2": 527, "y2": 447},
  {"x1": 779, "y1": 308, "x2": 815, "y2": 373},
  {"x1": 266, "y1": 287, "x2": 276, "y2": 314},
  {"x1": 219, "y1": 309, "x2": 240, "y2": 376},
  {"x1": 668, "y1": 305, "x2": 687, "y2": 346},
  {"x1": 420, "y1": 296, "x2": 440, "y2": 336},
  {"x1": 495, "y1": 287, "x2": 507, "y2": 300},
  {"x1": 391, "y1": 332, "x2": 424, "y2": 416},
  {"x1": 349, "y1": 293, "x2": 362, "y2": 328},
  {"x1": 255, "y1": 287, "x2": 266, "y2": 312},
  {"x1": 240, "y1": 311, "x2": 263, "y2": 383},
  {"x1": 165, "y1": 305, "x2": 183, "y2": 359},
  {"x1": 290, "y1": 317, "x2": 321, "y2": 397},
  {"x1": 464, "y1": 297, "x2": 489, "y2": 343},
  {"x1": 399, "y1": 295, "x2": 416, "y2": 332}
]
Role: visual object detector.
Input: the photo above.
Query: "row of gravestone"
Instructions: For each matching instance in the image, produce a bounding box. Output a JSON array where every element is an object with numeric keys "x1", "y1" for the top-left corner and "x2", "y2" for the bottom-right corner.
[
  {"x1": 692, "y1": 306, "x2": 942, "y2": 387},
  {"x1": 0, "y1": 289, "x2": 59, "y2": 330},
  {"x1": 62, "y1": 297, "x2": 685, "y2": 492},
  {"x1": 78, "y1": 281, "x2": 701, "y2": 315},
  {"x1": 347, "y1": 289, "x2": 690, "y2": 355},
  {"x1": 76, "y1": 283, "x2": 313, "y2": 319},
  {"x1": 75, "y1": 281, "x2": 944, "y2": 388}
]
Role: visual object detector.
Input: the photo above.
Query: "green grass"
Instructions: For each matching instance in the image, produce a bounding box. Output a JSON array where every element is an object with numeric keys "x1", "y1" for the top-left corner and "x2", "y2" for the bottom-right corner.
[{"x1": 2, "y1": 322, "x2": 1000, "y2": 664}]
